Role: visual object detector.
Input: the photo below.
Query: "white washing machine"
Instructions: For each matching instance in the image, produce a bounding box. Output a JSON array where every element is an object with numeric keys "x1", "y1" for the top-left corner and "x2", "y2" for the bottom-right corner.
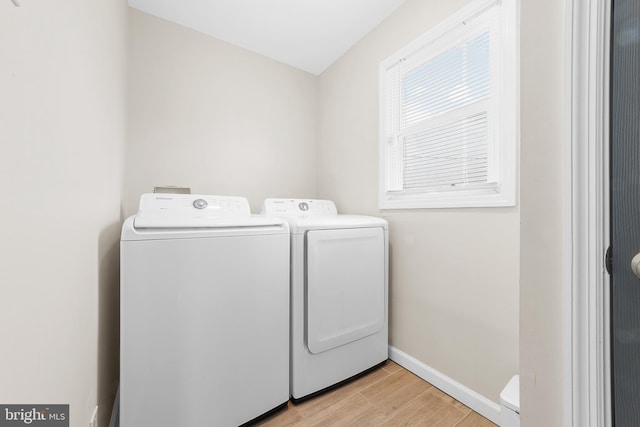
[
  {"x1": 120, "y1": 193, "x2": 290, "y2": 427},
  {"x1": 262, "y1": 198, "x2": 389, "y2": 400}
]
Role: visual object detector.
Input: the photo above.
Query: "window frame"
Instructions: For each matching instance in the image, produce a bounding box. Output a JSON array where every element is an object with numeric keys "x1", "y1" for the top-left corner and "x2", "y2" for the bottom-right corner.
[{"x1": 378, "y1": 0, "x2": 519, "y2": 209}]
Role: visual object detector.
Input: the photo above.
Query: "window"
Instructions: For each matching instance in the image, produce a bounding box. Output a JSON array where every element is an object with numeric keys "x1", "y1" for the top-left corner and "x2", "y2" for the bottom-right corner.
[{"x1": 379, "y1": 0, "x2": 518, "y2": 209}]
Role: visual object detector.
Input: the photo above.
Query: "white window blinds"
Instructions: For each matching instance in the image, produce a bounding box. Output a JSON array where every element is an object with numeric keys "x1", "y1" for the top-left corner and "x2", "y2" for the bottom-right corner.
[
  {"x1": 403, "y1": 111, "x2": 488, "y2": 190},
  {"x1": 401, "y1": 30, "x2": 491, "y2": 191},
  {"x1": 401, "y1": 31, "x2": 490, "y2": 128}
]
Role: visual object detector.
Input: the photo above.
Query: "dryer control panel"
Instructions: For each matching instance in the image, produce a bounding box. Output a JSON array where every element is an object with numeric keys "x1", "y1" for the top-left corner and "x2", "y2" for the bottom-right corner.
[{"x1": 262, "y1": 198, "x2": 338, "y2": 216}]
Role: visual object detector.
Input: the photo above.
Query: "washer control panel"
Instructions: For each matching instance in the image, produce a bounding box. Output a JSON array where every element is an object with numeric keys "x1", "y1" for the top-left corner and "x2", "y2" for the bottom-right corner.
[
  {"x1": 135, "y1": 193, "x2": 251, "y2": 228},
  {"x1": 262, "y1": 198, "x2": 338, "y2": 216}
]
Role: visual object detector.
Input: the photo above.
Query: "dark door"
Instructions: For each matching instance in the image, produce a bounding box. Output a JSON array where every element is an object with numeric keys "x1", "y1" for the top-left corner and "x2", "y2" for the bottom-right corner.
[{"x1": 610, "y1": 0, "x2": 640, "y2": 424}]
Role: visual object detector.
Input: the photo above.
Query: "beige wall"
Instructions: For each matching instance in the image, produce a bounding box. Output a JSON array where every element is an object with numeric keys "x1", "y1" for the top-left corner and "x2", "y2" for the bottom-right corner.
[
  {"x1": 0, "y1": 1, "x2": 127, "y2": 426},
  {"x1": 519, "y1": 0, "x2": 566, "y2": 425},
  {"x1": 126, "y1": 9, "x2": 318, "y2": 215},
  {"x1": 317, "y1": 0, "x2": 520, "y2": 403}
]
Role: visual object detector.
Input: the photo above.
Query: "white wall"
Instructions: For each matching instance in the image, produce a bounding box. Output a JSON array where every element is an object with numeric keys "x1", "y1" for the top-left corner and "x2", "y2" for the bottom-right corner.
[
  {"x1": 126, "y1": 9, "x2": 318, "y2": 215},
  {"x1": 519, "y1": 0, "x2": 566, "y2": 425},
  {"x1": 0, "y1": 1, "x2": 127, "y2": 426},
  {"x1": 317, "y1": 0, "x2": 520, "y2": 403}
]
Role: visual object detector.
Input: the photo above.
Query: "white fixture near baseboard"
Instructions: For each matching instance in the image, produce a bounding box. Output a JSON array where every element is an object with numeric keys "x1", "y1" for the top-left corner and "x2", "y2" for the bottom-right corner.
[
  {"x1": 500, "y1": 375, "x2": 520, "y2": 427},
  {"x1": 89, "y1": 406, "x2": 98, "y2": 427}
]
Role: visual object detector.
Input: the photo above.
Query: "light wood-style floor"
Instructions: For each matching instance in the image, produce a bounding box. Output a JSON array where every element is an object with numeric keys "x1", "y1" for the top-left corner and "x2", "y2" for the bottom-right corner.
[{"x1": 255, "y1": 360, "x2": 497, "y2": 426}]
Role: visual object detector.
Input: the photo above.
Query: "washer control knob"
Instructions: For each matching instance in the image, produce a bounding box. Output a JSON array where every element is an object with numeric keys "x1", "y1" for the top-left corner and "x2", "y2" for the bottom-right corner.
[
  {"x1": 298, "y1": 202, "x2": 309, "y2": 211},
  {"x1": 193, "y1": 199, "x2": 208, "y2": 209}
]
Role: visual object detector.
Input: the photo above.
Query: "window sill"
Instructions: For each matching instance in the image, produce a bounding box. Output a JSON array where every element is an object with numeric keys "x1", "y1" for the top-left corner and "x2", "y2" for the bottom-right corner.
[{"x1": 379, "y1": 187, "x2": 515, "y2": 209}]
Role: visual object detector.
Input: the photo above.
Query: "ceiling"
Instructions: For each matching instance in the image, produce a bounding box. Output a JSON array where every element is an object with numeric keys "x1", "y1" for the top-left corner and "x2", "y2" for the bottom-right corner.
[{"x1": 128, "y1": 0, "x2": 407, "y2": 75}]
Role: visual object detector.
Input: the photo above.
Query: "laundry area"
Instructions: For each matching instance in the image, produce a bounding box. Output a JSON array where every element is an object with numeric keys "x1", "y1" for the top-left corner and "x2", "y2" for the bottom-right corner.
[
  {"x1": 118, "y1": 193, "x2": 389, "y2": 426},
  {"x1": 1, "y1": 0, "x2": 571, "y2": 426}
]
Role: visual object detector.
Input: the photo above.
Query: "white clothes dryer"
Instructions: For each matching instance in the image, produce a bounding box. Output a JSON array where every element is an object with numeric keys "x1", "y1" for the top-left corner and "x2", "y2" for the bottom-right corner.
[
  {"x1": 262, "y1": 198, "x2": 389, "y2": 400},
  {"x1": 120, "y1": 193, "x2": 290, "y2": 427}
]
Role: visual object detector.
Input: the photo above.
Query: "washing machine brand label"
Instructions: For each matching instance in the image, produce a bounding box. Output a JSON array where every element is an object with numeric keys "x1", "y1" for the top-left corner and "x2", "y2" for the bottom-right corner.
[{"x1": 0, "y1": 405, "x2": 68, "y2": 426}]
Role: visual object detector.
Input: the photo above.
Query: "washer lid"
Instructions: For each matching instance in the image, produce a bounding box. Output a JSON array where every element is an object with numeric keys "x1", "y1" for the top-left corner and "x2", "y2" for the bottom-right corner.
[{"x1": 133, "y1": 193, "x2": 282, "y2": 229}]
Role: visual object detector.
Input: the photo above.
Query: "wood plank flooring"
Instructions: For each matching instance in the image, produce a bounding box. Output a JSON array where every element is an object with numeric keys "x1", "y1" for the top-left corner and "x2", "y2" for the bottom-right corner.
[{"x1": 255, "y1": 361, "x2": 497, "y2": 427}]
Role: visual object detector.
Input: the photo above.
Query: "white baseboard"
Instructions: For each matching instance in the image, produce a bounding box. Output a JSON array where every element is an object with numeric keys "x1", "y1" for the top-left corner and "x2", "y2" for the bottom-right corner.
[{"x1": 389, "y1": 346, "x2": 502, "y2": 425}]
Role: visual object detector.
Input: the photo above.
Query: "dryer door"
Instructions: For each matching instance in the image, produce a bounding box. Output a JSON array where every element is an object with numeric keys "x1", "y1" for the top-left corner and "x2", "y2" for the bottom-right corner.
[{"x1": 305, "y1": 227, "x2": 385, "y2": 354}]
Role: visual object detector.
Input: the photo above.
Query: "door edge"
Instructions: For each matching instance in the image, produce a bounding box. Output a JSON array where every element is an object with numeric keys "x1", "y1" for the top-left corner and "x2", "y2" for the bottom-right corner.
[{"x1": 566, "y1": 0, "x2": 611, "y2": 426}]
